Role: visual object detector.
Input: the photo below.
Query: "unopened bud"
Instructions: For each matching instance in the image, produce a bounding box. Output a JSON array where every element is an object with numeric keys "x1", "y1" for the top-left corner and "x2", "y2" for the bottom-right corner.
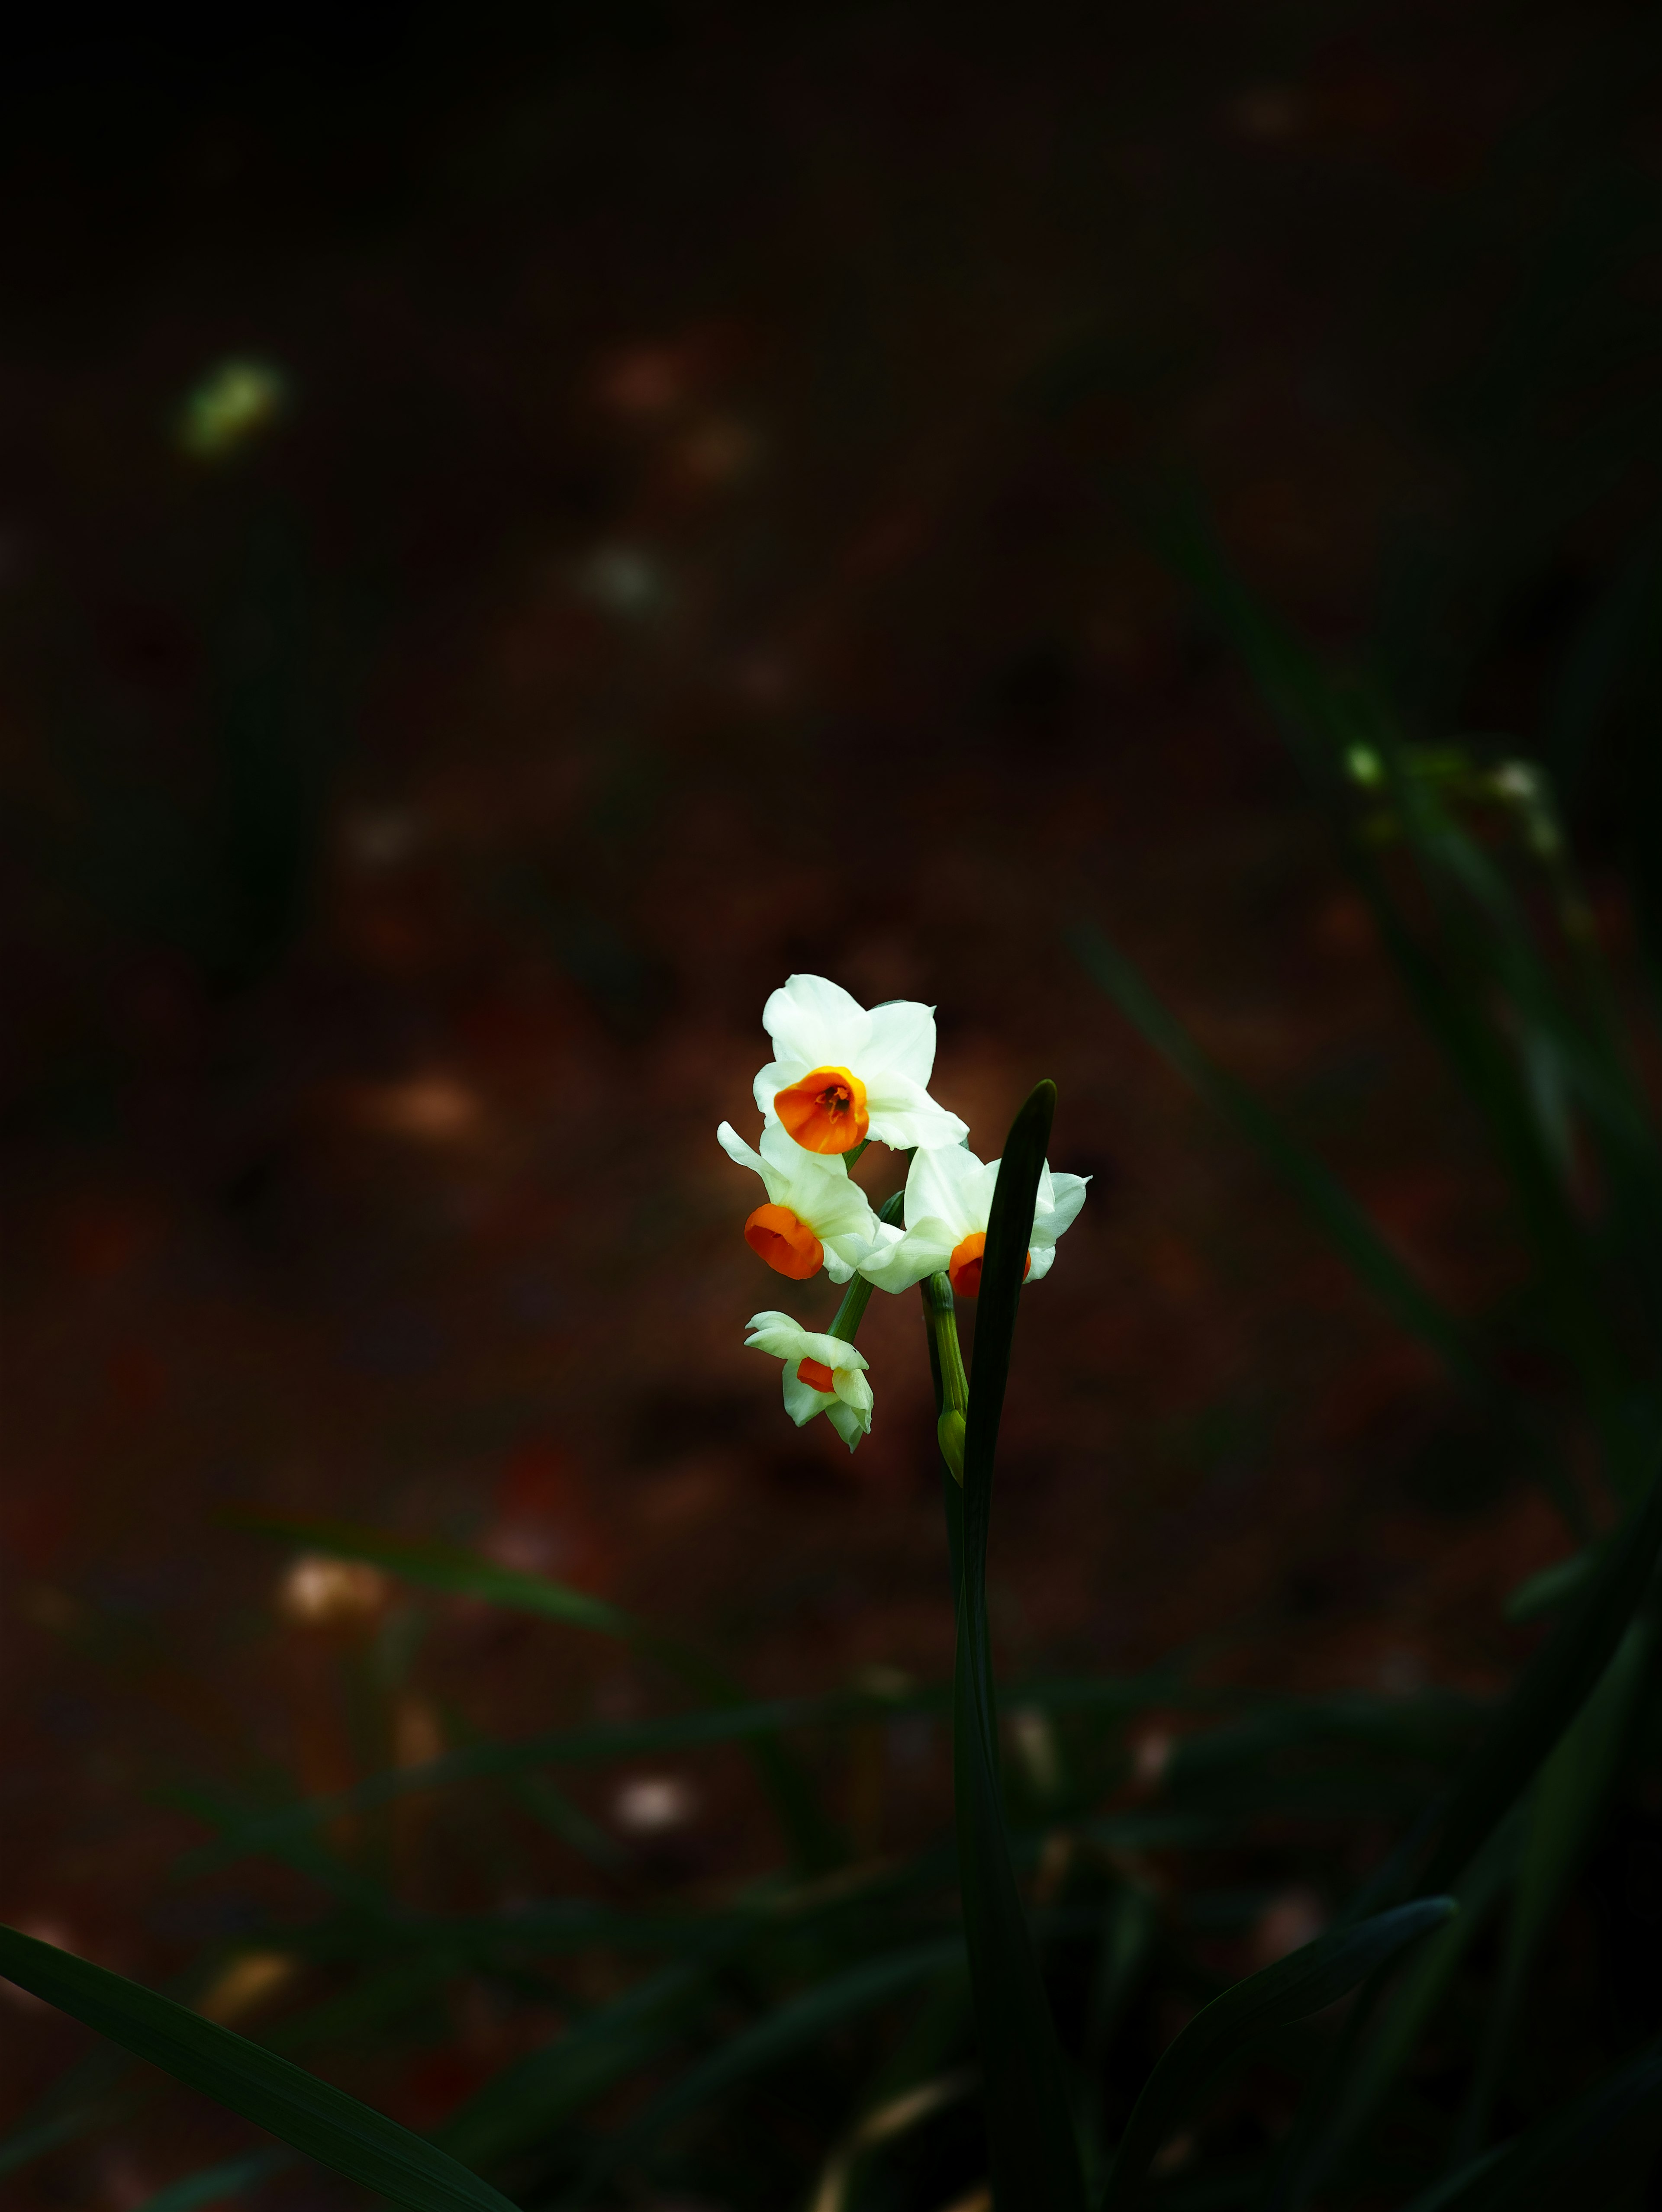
[{"x1": 937, "y1": 1409, "x2": 966, "y2": 1483}]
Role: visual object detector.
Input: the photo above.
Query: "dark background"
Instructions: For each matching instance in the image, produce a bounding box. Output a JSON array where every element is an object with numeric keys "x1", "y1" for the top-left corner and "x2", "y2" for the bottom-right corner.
[{"x1": 4, "y1": 4, "x2": 1662, "y2": 2201}]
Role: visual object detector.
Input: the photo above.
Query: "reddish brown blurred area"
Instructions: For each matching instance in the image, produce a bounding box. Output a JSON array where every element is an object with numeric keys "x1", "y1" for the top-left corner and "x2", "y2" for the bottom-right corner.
[{"x1": 0, "y1": 3, "x2": 1637, "y2": 2196}]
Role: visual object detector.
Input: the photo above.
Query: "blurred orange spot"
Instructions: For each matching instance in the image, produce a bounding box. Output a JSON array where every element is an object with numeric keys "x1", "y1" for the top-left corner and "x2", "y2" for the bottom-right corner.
[
  {"x1": 394, "y1": 1698, "x2": 445, "y2": 1769},
  {"x1": 744, "y1": 1203, "x2": 824, "y2": 1280},
  {"x1": 197, "y1": 1950, "x2": 297, "y2": 2025},
  {"x1": 354, "y1": 1074, "x2": 481, "y2": 1141},
  {"x1": 774, "y1": 1066, "x2": 868, "y2": 1153},
  {"x1": 797, "y1": 1357, "x2": 836, "y2": 1392}
]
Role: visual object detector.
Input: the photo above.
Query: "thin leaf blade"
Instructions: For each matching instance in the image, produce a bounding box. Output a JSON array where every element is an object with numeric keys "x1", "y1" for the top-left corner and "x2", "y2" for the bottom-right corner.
[
  {"x1": 0, "y1": 1927, "x2": 521, "y2": 2212},
  {"x1": 1102, "y1": 1898, "x2": 1456, "y2": 2209},
  {"x1": 953, "y1": 1078, "x2": 1088, "y2": 2212}
]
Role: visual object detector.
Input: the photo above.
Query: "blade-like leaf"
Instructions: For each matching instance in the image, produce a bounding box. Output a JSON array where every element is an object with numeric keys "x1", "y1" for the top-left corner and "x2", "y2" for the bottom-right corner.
[
  {"x1": 951, "y1": 1078, "x2": 1088, "y2": 2212},
  {"x1": 135, "y1": 2147, "x2": 294, "y2": 2211},
  {"x1": 580, "y1": 1939, "x2": 965, "y2": 2196},
  {"x1": 0, "y1": 1927, "x2": 521, "y2": 2212},
  {"x1": 1073, "y1": 924, "x2": 1483, "y2": 1390},
  {"x1": 1270, "y1": 1810, "x2": 1524, "y2": 2209},
  {"x1": 1419, "y1": 1457, "x2": 1662, "y2": 1893},
  {"x1": 1456, "y1": 1618, "x2": 1654, "y2": 2154},
  {"x1": 1393, "y1": 2037, "x2": 1662, "y2": 2212},
  {"x1": 1102, "y1": 1898, "x2": 1456, "y2": 2209}
]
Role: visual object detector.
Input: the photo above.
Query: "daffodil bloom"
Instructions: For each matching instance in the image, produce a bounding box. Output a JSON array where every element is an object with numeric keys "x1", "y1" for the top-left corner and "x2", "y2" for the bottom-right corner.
[
  {"x1": 859, "y1": 1142, "x2": 1088, "y2": 1297},
  {"x1": 717, "y1": 1120, "x2": 883, "y2": 1283},
  {"x1": 744, "y1": 1311, "x2": 873, "y2": 1450},
  {"x1": 754, "y1": 974, "x2": 969, "y2": 1157}
]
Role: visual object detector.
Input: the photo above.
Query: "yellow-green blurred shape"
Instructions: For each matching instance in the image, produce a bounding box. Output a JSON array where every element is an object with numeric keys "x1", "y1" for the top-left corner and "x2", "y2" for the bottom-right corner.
[{"x1": 177, "y1": 357, "x2": 288, "y2": 459}]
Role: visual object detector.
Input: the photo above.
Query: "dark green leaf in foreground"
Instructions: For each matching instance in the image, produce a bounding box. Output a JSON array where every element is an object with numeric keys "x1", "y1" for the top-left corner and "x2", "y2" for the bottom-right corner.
[
  {"x1": 1418, "y1": 1457, "x2": 1662, "y2": 1894},
  {"x1": 575, "y1": 1939, "x2": 965, "y2": 2201},
  {"x1": 0, "y1": 1926, "x2": 520, "y2": 2212},
  {"x1": 1073, "y1": 923, "x2": 1485, "y2": 1393},
  {"x1": 1394, "y1": 2036, "x2": 1662, "y2": 2212},
  {"x1": 951, "y1": 1078, "x2": 1088, "y2": 2212},
  {"x1": 1101, "y1": 1898, "x2": 1456, "y2": 2210}
]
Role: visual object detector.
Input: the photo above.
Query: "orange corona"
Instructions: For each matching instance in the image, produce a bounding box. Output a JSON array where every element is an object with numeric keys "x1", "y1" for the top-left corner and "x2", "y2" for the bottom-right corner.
[
  {"x1": 947, "y1": 1233, "x2": 1032, "y2": 1300},
  {"x1": 796, "y1": 1356, "x2": 837, "y2": 1392},
  {"x1": 744, "y1": 1204, "x2": 825, "y2": 1280},
  {"x1": 773, "y1": 1064, "x2": 870, "y2": 1154}
]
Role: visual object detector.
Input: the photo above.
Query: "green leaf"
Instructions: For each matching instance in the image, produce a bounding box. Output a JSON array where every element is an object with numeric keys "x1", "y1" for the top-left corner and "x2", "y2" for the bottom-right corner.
[
  {"x1": 135, "y1": 2147, "x2": 293, "y2": 2211},
  {"x1": 227, "y1": 1515, "x2": 842, "y2": 1873},
  {"x1": 1393, "y1": 2037, "x2": 1662, "y2": 2211},
  {"x1": 578, "y1": 1939, "x2": 965, "y2": 2197},
  {"x1": 952, "y1": 1078, "x2": 1088, "y2": 2212},
  {"x1": 1456, "y1": 1618, "x2": 1654, "y2": 2155},
  {"x1": 1504, "y1": 1551, "x2": 1591, "y2": 1623},
  {"x1": 0, "y1": 1926, "x2": 521, "y2": 2212},
  {"x1": 1418, "y1": 1458, "x2": 1662, "y2": 1893},
  {"x1": 1101, "y1": 1898, "x2": 1456, "y2": 2209},
  {"x1": 438, "y1": 1934, "x2": 750, "y2": 2173},
  {"x1": 0, "y1": 2104, "x2": 106, "y2": 2178},
  {"x1": 1270, "y1": 1810, "x2": 1524, "y2": 2208},
  {"x1": 1073, "y1": 923, "x2": 1485, "y2": 1392}
]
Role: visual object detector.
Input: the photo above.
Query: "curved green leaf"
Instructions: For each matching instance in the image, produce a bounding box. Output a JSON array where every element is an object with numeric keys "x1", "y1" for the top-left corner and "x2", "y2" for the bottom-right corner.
[
  {"x1": 135, "y1": 2147, "x2": 293, "y2": 2211},
  {"x1": 1394, "y1": 2037, "x2": 1662, "y2": 2211},
  {"x1": 577, "y1": 1939, "x2": 965, "y2": 2200},
  {"x1": 1102, "y1": 1897, "x2": 1456, "y2": 2209},
  {"x1": 1420, "y1": 1457, "x2": 1662, "y2": 1893},
  {"x1": 0, "y1": 1926, "x2": 520, "y2": 2212},
  {"x1": 952, "y1": 1078, "x2": 1088, "y2": 2212}
]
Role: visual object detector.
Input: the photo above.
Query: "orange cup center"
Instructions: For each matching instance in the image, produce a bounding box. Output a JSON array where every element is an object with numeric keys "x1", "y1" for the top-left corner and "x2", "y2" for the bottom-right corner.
[
  {"x1": 773, "y1": 1064, "x2": 870, "y2": 1154},
  {"x1": 744, "y1": 1203, "x2": 825, "y2": 1280},
  {"x1": 796, "y1": 1356, "x2": 837, "y2": 1393},
  {"x1": 947, "y1": 1233, "x2": 1031, "y2": 1299}
]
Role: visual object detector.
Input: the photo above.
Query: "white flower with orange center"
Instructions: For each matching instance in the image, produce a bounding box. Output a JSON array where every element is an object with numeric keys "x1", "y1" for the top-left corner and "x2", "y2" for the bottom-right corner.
[
  {"x1": 744, "y1": 1311, "x2": 874, "y2": 1450},
  {"x1": 753, "y1": 974, "x2": 969, "y2": 1157},
  {"x1": 717, "y1": 1120, "x2": 883, "y2": 1283},
  {"x1": 859, "y1": 1141, "x2": 1089, "y2": 1298}
]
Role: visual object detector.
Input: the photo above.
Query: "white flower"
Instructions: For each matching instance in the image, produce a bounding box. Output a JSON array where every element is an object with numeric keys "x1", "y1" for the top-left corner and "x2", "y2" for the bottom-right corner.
[
  {"x1": 858, "y1": 1142, "x2": 1089, "y2": 1297},
  {"x1": 717, "y1": 1120, "x2": 883, "y2": 1283},
  {"x1": 744, "y1": 1310, "x2": 873, "y2": 1450},
  {"x1": 753, "y1": 974, "x2": 968, "y2": 1157}
]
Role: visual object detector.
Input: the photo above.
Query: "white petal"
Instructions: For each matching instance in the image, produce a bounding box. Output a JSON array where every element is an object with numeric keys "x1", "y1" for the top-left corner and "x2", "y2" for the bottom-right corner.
[
  {"x1": 831, "y1": 1359, "x2": 874, "y2": 1409},
  {"x1": 904, "y1": 1142, "x2": 983, "y2": 1237},
  {"x1": 762, "y1": 974, "x2": 871, "y2": 1071},
  {"x1": 782, "y1": 1367, "x2": 832, "y2": 1425},
  {"x1": 864, "y1": 998, "x2": 938, "y2": 1087},
  {"x1": 863, "y1": 1074, "x2": 969, "y2": 1153},
  {"x1": 745, "y1": 1310, "x2": 806, "y2": 1358},
  {"x1": 1025, "y1": 1241, "x2": 1057, "y2": 1284},
  {"x1": 1043, "y1": 1170, "x2": 1090, "y2": 1238},
  {"x1": 718, "y1": 1121, "x2": 778, "y2": 1204},
  {"x1": 825, "y1": 1398, "x2": 868, "y2": 1451},
  {"x1": 858, "y1": 1218, "x2": 955, "y2": 1292}
]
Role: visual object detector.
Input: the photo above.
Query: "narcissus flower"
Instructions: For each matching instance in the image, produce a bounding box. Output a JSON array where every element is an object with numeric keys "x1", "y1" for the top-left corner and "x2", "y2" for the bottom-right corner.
[
  {"x1": 859, "y1": 1142, "x2": 1089, "y2": 1297},
  {"x1": 717, "y1": 1120, "x2": 883, "y2": 1283},
  {"x1": 754, "y1": 974, "x2": 968, "y2": 1156},
  {"x1": 744, "y1": 1311, "x2": 873, "y2": 1450}
]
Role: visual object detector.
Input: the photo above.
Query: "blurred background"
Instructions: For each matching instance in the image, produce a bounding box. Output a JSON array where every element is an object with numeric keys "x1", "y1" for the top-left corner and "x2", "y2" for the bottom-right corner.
[{"x1": 6, "y1": 3, "x2": 1662, "y2": 2205}]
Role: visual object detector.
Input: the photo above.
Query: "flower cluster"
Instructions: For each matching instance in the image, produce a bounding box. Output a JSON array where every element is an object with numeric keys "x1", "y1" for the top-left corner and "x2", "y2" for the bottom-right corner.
[{"x1": 725, "y1": 976, "x2": 1088, "y2": 1451}]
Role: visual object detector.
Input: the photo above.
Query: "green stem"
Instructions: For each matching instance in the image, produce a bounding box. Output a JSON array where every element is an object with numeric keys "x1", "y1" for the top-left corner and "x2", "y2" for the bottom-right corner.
[
  {"x1": 922, "y1": 1273, "x2": 969, "y2": 1415},
  {"x1": 826, "y1": 1188, "x2": 906, "y2": 1344}
]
